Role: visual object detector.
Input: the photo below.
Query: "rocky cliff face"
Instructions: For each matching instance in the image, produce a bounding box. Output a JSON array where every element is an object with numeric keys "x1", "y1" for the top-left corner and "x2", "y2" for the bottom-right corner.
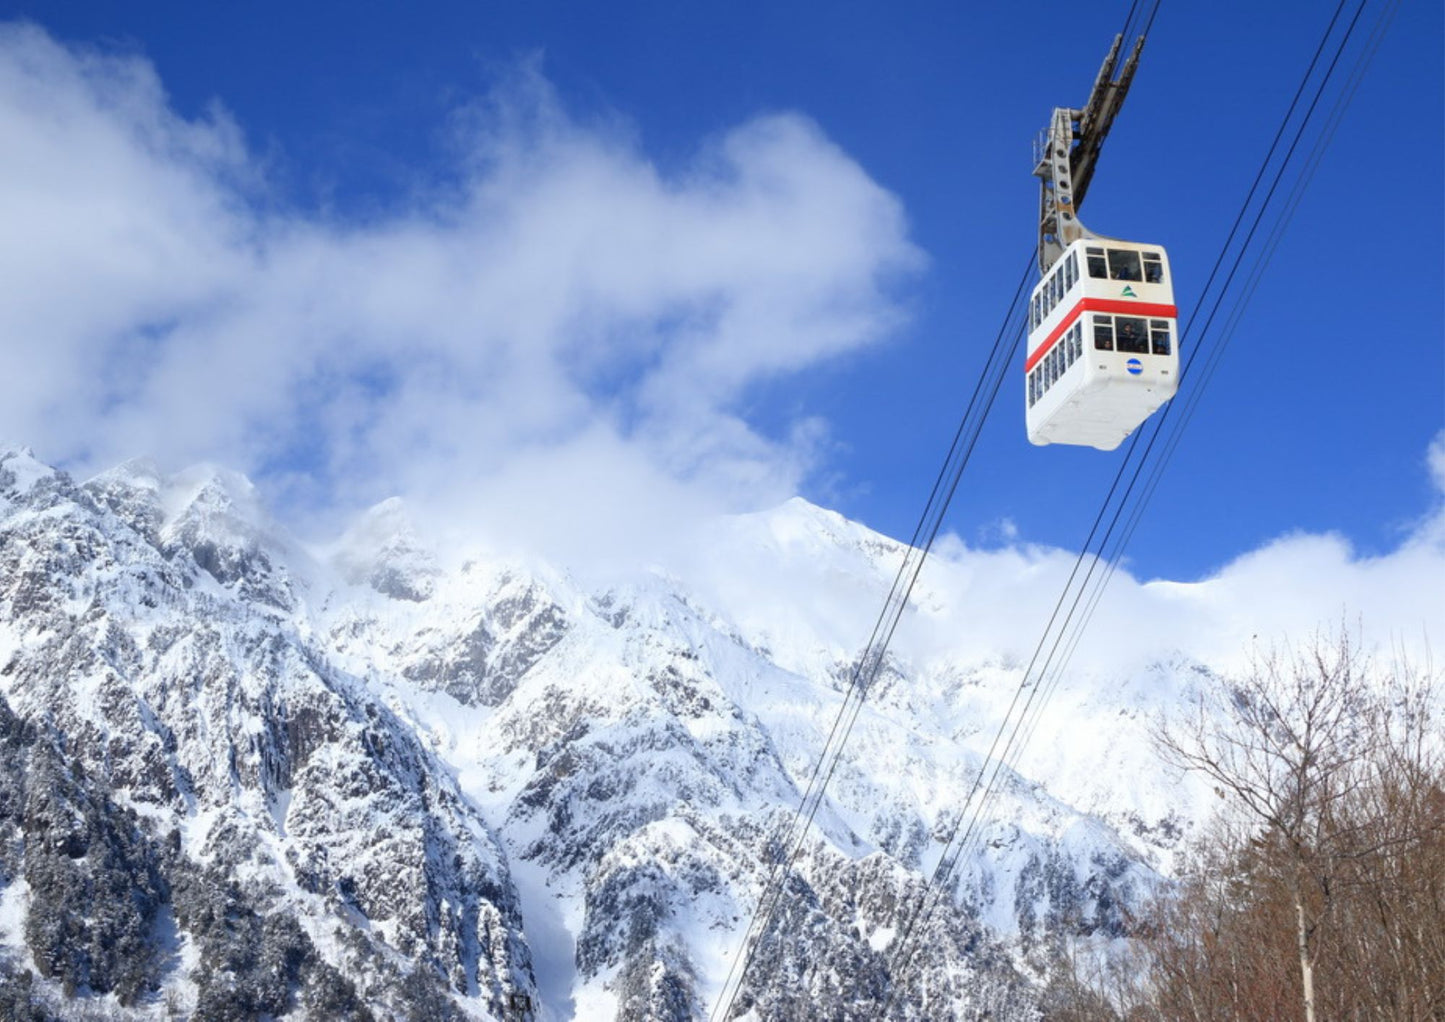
[
  {"x1": 0, "y1": 447, "x2": 1202, "y2": 1020},
  {"x1": 0, "y1": 450, "x2": 534, "y2": 1020}
]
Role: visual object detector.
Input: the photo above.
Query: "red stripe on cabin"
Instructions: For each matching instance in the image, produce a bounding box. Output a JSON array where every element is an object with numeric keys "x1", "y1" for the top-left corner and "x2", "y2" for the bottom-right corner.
[{"x1": 1025, "y1": 298, "x2": 1179, "y2": 372}]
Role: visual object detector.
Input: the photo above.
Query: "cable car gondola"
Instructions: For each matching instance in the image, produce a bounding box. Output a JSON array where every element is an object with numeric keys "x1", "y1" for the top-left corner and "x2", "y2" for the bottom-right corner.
[
  {"x1": 1025, "y1": 32, "x2": 1177, "y2": 451},
  {"x1": 1025, "y1": 238, "x2": 1177, "y2": 450}
]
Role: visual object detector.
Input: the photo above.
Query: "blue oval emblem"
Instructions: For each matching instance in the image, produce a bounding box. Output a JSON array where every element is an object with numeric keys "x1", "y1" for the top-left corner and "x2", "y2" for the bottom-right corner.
[{"x1": 1126, "y1": 358, "x2": 1143, "y2": 376}]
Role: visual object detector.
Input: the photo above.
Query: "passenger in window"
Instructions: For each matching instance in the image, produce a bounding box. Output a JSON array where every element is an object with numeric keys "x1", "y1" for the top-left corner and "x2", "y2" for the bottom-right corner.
[
  {"x1": 1107, "y1": 249, "x2": 1143, "y2": 281},
  {"x1": 1094, "y1": 316, "x2": 1114, "y2": 350},
  {"x1": 1150, "y1": 320, "x2": 1171, "y2": 355},
  {"x1": 1115, "y1": 316, "x2": 1149, "y2": 353}
]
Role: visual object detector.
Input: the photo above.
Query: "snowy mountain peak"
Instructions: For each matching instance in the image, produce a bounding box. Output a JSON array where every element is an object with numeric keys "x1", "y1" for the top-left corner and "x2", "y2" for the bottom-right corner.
[
  {"x1": 748, "y1": 495, "x2": 900, "y2": 556},
  {"x1": 0, "y1": 444, "x2": 61, "y2": 508},
  {"x1": 90, "y1": 455, "x2": 164, "y2": 491},
  {"x1": 157, "y1": 462, "x2": 268, "y2": 530},
  {"x1": 96, "y1": 461, "x2": 310, "y2": 610},
  {"x1": 327, "y1": 495, "x2": 440, "y2": 603}
]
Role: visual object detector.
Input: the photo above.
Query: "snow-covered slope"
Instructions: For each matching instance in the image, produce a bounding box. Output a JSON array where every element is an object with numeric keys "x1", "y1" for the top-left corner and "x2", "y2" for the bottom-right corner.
[{"x1": 0, "y1": 447, "x2": 1216, "y2": 1020}]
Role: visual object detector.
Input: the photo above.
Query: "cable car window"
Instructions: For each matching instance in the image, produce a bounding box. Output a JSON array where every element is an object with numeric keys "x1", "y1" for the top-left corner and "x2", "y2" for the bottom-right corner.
[
  {"x1": 1069, "y1": 251, "x2": 1079, "y2": 287},
  {"x1": 1115, "y1": 315, "x2": 1149, "y2": 353},
  {"x1": 1086, "y1": 247, "x2": 1107, "y2": 278},
  {"x1": 1150, "y1": 319, "x2": 1171, "y2": 355},
  {"x1": 1094, "y1": 315, "x2": 1114, "y2": 350},
  {"x1": 1070, "y1": 323, "x2": 1082, "y2": 363},
  {"x1": 1064, "y1": 255, "x2": 1075, "y2": 291},
  {"x1": 1028, "y1": 372, "x2": 1035, "y2": 406},
  {"x1": 1142, "y1": 252, "x2": 1165, "y2": 284},
  {"x1": 1108, "y1": 249, "x2": 1143, "y2": 281}
]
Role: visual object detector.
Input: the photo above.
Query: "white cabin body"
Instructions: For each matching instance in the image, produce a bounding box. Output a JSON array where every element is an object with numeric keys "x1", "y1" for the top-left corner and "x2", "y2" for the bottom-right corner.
[{"x1": 1025, "y1": 238, "x2": 1178, "y2": 451}]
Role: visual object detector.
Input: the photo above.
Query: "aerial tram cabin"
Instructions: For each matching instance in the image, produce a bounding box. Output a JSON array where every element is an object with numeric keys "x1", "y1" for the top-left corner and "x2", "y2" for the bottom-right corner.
[
  {"x1": 1025, "y1": 32, "x2": 1177, "y2": 451},
  {"x1": 1025, "y1": 238, "x2": 1177, "y2": 450}
]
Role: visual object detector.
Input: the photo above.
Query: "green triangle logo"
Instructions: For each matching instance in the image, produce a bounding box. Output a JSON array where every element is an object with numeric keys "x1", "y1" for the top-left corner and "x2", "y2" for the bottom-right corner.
[{"x1": 1121, "y1": 285, "x2": 1138, "y2": 297}]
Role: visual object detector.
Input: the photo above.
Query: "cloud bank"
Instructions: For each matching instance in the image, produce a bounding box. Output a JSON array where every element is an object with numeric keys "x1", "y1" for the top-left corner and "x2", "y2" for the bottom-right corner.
[
  {"x1": 0, "y1": 25, "x2": 921, "y2": 562},
  {"x1": 670, "y1": 432, "x2": 1445, "y2": 687}
]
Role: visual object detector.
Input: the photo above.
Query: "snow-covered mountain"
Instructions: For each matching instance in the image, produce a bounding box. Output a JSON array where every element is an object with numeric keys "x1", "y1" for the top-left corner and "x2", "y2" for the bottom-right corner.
[{"x1": 0, "y1": 446, "x2": 1215, "y2": 1021}]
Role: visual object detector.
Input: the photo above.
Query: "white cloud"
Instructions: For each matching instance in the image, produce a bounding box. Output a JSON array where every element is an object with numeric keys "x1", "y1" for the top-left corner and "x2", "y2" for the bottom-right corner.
[
  {"x1": 671, "y1": 435, "x2": 1445, "y2": 686},
  {"x1": 0, "y1": 26, "x2": 922, "y2": 561}
]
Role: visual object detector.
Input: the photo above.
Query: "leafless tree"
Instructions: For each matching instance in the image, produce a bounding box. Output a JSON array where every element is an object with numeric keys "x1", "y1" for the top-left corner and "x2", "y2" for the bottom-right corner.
[{"x1": 1146, "y1": 631, "x2": 1444, "y2": 1022}]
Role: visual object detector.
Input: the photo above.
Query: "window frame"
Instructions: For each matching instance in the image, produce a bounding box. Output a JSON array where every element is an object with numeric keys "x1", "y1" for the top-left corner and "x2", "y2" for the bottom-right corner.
[
  {"x1": 1114, "y1": 314, "x2": 1150, "y2": 354},
  {"x1": 1107, "y1": 248, "x2": 1144, "y2": 282},
  {"x1": 1093, "y1": 314, "x2": 1115, "y2": 350},
  {"x1": 1149, "y1": 318, "x2": 1172, "y2": 355}
]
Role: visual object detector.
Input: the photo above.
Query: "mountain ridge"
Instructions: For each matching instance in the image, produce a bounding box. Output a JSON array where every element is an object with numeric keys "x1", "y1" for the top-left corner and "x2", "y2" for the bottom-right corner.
[{"x1": 0, "y1": 445, "x2": 1209, "y2": 1020}]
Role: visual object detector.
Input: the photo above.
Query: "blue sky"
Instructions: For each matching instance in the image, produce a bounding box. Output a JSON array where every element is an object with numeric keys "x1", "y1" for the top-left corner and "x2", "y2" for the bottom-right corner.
[{"x1": 2, "y1": 0, "x2": 1441, "y2": 583}]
